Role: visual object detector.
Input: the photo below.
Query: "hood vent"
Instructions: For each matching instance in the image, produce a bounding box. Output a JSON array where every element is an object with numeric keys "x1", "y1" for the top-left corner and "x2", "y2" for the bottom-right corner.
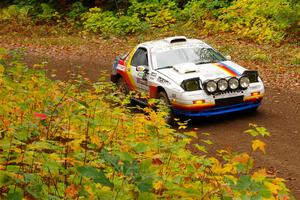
[
  {"x1": 165, "y1": 36, "x2": 187, "y2": 44},
  {"x1": 173, "y1": 63, "x2": 198, "y2": 74}
]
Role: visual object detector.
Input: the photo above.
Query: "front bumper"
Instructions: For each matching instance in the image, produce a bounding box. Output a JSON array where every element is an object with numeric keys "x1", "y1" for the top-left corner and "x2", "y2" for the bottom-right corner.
[{"x1": 172, "y1": 101, "x2": 261, "y2": 117}]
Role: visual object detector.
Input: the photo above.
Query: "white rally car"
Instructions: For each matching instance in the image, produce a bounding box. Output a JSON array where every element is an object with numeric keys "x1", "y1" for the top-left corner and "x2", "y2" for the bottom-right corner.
[{"x1": 111, "y1": 36, "x2": 264, "y2": 118}]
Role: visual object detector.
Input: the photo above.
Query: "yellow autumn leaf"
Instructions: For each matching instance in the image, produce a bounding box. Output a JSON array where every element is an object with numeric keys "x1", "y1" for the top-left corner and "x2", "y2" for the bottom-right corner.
[
  {"x1": 252, "y1": 139, "x2": 266, "y2": 154},
  {"x1": 184, "y1": 131, "x2": 197, "y2": 138},
  {"x1": 0, "y1": 64, "x2": 4, "y2": 75},
  {"x1": 90, "y1": 135, "x2": 102, "y2": 148},
  {"x1": 232, "y1": 153, "x2": 250, "y2": 164},
  {"x1": 153, "y1": 181, "x2": 164, "y2": 191},
  {"x1": 252, "y1": 168, "x2": 267, "y2": 182},
  {"x1": 264, "y1": 182, "x2": 282, "y2": 195}
]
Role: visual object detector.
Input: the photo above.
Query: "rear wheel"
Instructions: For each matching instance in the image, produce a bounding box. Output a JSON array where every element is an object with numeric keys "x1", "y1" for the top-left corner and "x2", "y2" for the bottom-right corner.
[
  {"x1": 117, "y1": 77, "x2": 129, "y2": 95},
  {"x1": 157, "y1": 91, "x2": 174, "y2": 124}
]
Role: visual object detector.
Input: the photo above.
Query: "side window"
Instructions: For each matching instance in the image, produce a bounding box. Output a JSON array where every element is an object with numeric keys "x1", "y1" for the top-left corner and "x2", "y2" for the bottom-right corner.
[{"x1": 131, "y1": 47, "x2": 148, "y2": 67}]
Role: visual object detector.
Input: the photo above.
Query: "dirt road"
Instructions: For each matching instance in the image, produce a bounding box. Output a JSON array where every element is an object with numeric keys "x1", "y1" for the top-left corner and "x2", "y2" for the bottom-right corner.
[{"x1": 21, "y1": 53, "x2": 300, "y2": 198}]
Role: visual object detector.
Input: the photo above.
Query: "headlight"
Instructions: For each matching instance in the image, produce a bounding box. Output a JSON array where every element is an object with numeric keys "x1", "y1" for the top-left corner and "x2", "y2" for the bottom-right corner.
[
  {"x1": 243, "y1": 70, "x2": 258, "y2": 83},
  {"x1": 181, "y1": 78, "x2": 200, "y2": 91},
  {"x1": 217, "y1": 79, "x2": 228, "y2": 91},
  {"x1": 228, "y1": 77, "x2": 239, "y2": 90},
  {"x1": 240, "y1": 76, "x2": 250, "y2": 89},
  {"x1": 206, "y1": 80, "x2": 217, "y2": 93}
]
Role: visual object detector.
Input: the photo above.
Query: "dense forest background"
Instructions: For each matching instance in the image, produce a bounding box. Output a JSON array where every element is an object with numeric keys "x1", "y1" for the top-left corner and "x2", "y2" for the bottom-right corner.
[{"x1": 0, "y1": 0, "x2": 299, "y2": 43}]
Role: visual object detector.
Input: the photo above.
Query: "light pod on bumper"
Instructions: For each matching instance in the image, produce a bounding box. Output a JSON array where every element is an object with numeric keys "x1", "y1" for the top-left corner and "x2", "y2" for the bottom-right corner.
[
  {"x1": 239, "y1": 76, "x2": 250, "y2": 89},
  {"x1": 206, "y1": 80, "x2": 217, "y2": 93},
  {"x1": 228, "y1": 77, "x2": 239, "y2": 90},
  {"x1": 217, "y1": 79, "x2": 228, "y2": 91}
]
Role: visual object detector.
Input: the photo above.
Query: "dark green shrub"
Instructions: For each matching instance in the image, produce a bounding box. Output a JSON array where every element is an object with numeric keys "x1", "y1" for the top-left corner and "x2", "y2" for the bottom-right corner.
[{"x1": 67, "y1": 1, "x2": 87, "y2": 22}]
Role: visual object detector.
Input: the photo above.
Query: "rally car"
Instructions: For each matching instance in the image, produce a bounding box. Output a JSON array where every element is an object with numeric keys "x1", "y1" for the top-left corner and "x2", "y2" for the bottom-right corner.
[{"x1": 111, "y1": 36, "x2": 264, "y2": 118}]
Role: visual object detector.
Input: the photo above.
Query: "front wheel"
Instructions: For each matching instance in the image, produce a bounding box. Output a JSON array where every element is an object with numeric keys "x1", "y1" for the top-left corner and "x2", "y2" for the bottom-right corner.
[{"x1": 157, "y1": 91, "x2": 174, "y2": 124}]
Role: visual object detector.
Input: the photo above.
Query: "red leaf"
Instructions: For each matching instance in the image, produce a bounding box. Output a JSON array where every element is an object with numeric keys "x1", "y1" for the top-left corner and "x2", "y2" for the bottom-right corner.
[
  {"x1": 34, "y1": 112, "x2": 47, "y2": 120},
  {"x1": 152, "y1": 158, "x2": 163, "y2": 165}
]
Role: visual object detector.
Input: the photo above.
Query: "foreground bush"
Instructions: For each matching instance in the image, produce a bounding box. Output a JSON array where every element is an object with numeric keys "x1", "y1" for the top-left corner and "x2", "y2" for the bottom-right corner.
[{"x1": 0, "y1": 48, "x2": 292, "y2": 199}]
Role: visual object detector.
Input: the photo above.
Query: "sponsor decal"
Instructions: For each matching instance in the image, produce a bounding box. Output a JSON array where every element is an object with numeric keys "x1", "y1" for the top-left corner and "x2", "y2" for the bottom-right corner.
[
  {"x1": 157, "y1": 76, "x2": 170, "y2": 85},
  {"x1": 137, "y1": 72, "x2": 144, "y2": 78},
  {"x1": 149, "y1": 72, "x2": 157, "y2": 80},
  {"x1": 117, "y1": 64, "x2": 126, "y2": 71}
]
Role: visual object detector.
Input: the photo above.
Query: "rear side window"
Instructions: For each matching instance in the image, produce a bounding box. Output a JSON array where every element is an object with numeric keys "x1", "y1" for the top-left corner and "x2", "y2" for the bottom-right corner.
[{"x1": 131, "y1": 47, "x2": 148, "y2": 67}]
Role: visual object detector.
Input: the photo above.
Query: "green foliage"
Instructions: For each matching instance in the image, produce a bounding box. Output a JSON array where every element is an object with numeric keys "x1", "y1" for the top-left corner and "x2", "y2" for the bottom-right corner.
[
  {"x1": 36, "y1": 3, "x2": 59, "y2": 22},
  {"x1": 127, "y1": 0, "x2": 178, "y2": 29},
  {"x1": 67, "y1": 1, "x2": 87, "y2": 22},
  {"x1": 0, "y1": 0, "x2": 299, "y2": 43},
  {"x1": 0, "y1": 4, "x2": 33, "y2": 24},
  {"x1": 0, "y1": 48, "x2": 292, "y2": 199},
  {"x1": 216, "y1": 0, "x2": 300, "y2": 43},
  {"x1": 181, "y1": 0, "x2": 231, "y2": 22},
  {"x1": 81, "y1": 7, "x2": 147, "y2": 36}
]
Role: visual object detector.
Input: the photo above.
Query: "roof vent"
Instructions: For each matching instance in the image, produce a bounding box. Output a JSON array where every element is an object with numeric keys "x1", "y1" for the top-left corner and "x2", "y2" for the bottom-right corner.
[{"x1": 165, "y1": 36, "x2": 187, "y2": 44}]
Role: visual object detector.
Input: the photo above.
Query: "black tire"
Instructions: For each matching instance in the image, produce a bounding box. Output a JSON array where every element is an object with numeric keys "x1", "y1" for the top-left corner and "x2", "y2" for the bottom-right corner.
[
  {"x1": 157, "y1": 91, "x2": 174, "y2": 124},
  {"x1": 117, "y1": 77, "x2": 129, "y2": 95}
]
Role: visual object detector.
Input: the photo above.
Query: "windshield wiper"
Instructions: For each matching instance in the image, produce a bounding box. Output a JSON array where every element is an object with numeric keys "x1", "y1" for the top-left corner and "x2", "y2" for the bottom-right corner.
[
  {"x1": 156, "y1": 66, "x2": 173, "y2": 70},
  {"x1": 195, "y1": 61, "x2": 212, "y2": 65}
]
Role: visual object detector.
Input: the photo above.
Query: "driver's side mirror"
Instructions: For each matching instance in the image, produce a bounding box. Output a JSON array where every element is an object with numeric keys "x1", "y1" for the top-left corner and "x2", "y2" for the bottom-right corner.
[
  {"x1": 136, "y1": 65, "x2": 148, "y2": 72},
  {"x1": 225, "y1": 55, "x2": 232, "y2": 60}
]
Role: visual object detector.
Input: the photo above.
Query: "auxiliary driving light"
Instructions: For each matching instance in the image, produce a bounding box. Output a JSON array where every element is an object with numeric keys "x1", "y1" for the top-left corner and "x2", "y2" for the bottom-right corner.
[
  {"x1": 217, "y1": 79, "x2": 228, "y2": 91},
  {"x1": 228, "y1": 77, "x2": 239, "y2": 90},
  {"x1": 206, "y1": 80, "x2": 217, "y2": 93},
  {"x1": 239, "y1": 76, "x2": 250, "y2": 89}
]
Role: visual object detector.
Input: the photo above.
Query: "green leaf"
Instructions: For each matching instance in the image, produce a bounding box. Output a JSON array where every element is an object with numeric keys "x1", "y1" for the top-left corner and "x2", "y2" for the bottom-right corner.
[
  {"x1": 44, "y1": 160, "x2": 60, "y2": 174},
  {"x1": 137, "y1": 178, "x2": 153, "y2": 192},
  {"x1": 7, "y1": 191, "x2": 23, "y2": 200},
  {"x1": 0, "y1": 171, "x2": 12, "y2": 187},
  {"x1": 194, "y1": 144, "x2": 208, "y2": 153},
  {"x1": 100, "y1": 148, "x2": 120, "y2": 171},
  {"x1": 138, "y1": 192, "x2": 156, "y2": 200},
  {"x1": 134, "y1": 143, "x2": 148, "y2": 153},
  {"x1": 26, "y1": 183, "x2": 44, "y2": 199},
  {"x1": 244, "y1": 129, "x2": 259, "y2": 137},
  {"x1": 77, "y1": 166, "x2": 113, "y2": 187},
  {"x1": 236, "y1": 175, "x2": 252, "y2": 190},
  {"x1": 140, "y1": 159, "x2": 152, "y2": 172},
  {"x1": 186, "y1": 164, "x2": 195, "y2": 174},
  {"x1": 201, "y1": 139, "x2": 213, "y2": 145},
  {"x1": 6, "y1": 165, "x2": 19, "y2": 173},
  {"x1": 117, "y1": 152, "x2": 133, "y2": 162}
]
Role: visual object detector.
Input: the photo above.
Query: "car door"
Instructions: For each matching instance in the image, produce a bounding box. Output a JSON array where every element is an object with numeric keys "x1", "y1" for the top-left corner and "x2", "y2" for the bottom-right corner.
[{"x1": 130, "y1": 47, "x2": 150, "y2": 93}]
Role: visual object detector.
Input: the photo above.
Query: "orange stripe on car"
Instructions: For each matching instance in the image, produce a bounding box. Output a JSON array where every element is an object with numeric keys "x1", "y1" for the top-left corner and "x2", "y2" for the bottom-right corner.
[{"x1": 212, "y1": 63, "x2": 238, "y2": 77}]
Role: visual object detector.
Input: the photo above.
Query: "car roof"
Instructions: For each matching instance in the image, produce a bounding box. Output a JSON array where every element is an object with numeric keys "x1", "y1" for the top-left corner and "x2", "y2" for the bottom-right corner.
[{"x1": 140, "y1": 36, "x2": 212, "y2": 52}]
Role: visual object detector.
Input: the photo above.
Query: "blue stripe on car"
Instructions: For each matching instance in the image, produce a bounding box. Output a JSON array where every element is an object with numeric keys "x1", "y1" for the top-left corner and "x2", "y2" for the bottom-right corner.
[{"x1": 173, "y1": 102, "x2": 260, "y2": 117}]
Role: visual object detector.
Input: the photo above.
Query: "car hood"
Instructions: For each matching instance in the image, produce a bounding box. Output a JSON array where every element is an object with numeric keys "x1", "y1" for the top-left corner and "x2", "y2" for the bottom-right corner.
[{"x1": 156, "y1": 61, "x2": 247, "y2": 84}]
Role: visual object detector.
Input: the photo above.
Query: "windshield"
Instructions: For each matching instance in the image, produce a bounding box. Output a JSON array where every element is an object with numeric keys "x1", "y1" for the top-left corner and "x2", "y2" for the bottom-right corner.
[{"x1": 154, "y1": 47, "x2": 226, "y2": 69}]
